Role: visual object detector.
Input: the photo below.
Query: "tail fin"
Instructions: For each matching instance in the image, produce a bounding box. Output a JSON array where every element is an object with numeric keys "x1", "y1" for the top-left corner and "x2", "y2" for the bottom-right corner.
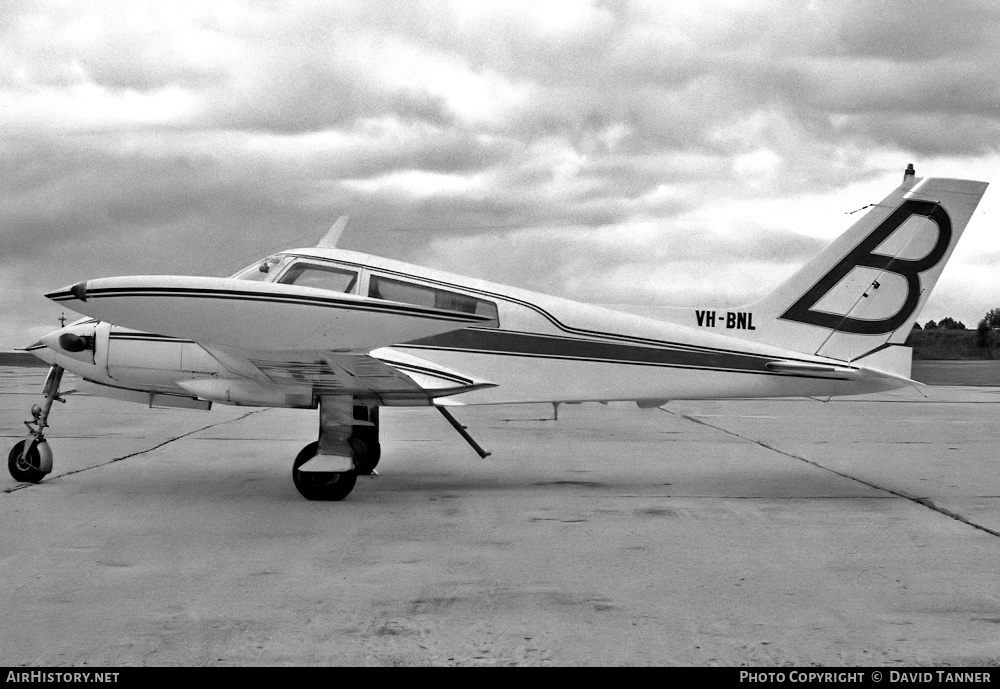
[{"x1": 738, "y1": 175, "x2": 988, "y2": 364}]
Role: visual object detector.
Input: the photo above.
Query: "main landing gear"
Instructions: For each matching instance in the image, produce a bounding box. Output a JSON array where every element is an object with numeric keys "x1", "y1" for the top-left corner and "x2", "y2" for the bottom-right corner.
[
  {"x1": 289, "y1": 397, "x2": 492, "y2": 502},
  {"x1": 292, "y1": 397, "x2": 380, "y2": 501},
  {"x1": 8, "y1": 365, "x2": 64, "y2": 483}
]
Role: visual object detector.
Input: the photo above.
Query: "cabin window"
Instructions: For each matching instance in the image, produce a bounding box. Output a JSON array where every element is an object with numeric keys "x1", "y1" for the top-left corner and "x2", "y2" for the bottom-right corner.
[
  {"x1": 368, "y1": 275, "x2": 499, "y2": 327},
  {"x1": 277, "y1": 262, "x2": 358, "y2": 293}
]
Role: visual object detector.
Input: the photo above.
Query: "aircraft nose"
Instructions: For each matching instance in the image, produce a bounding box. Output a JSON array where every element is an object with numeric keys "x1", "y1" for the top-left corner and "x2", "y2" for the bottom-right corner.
[{"x1": 39, "y1": 322, "x2": 98, "y2": 363}]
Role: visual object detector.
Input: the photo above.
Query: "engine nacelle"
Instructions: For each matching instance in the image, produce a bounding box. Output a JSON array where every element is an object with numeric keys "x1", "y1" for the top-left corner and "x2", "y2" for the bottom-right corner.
[{"x1": 40, "y1": 321, "x2": 102, "y2": 366}]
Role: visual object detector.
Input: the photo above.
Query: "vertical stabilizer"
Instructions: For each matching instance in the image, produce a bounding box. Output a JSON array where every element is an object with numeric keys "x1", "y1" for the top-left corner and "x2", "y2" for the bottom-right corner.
[{"x1": 732, "y1": 175, "x2": 988, "y2": 363}]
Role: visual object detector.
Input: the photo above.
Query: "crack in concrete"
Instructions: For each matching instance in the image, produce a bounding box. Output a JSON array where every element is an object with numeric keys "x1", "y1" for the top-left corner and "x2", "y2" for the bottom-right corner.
[
  {"x1": 3, "y1": 409, "x2": 266, "y2": 494},
  {"x1": 662, "y1": 409, "x2": 1000, "y2": 539}
]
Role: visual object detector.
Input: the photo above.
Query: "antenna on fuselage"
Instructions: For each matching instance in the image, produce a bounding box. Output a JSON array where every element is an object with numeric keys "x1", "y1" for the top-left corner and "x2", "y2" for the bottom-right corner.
[{"x1": 317, "y1": 216, "x2": 349, "y2": 248}]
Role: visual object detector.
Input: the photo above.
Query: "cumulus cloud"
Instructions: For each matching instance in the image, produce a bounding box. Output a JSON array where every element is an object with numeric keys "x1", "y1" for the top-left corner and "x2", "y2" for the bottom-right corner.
[{"x1": 2, "y1": 0, "x2": 998, "y2": 347}]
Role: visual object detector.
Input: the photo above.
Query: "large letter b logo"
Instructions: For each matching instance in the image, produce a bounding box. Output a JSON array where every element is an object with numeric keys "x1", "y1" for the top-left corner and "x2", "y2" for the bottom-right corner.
[{"x1": 779, "y1": 200, "x2": 951, "y2": 335}]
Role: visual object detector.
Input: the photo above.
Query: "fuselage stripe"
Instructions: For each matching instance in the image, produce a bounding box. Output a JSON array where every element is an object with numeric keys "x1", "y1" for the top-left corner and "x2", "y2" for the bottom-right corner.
[
  {"x1": 395, "y1": 331, "x2": 852, "y2": 380},
  {"x1": 103, "y1": 323, "x2": 854, "y2": 380}
]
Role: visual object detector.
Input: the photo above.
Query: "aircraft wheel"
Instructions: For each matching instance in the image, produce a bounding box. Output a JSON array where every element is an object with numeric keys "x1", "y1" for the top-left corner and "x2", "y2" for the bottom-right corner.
[
  {"x1": 351, "y1": 435, "x2": 381, "y2": 476},
  {"x1": 8, "y1": 440, "x2": 47, "y2": 483},
  {"x1": 292, "y1": 442, "x2": 357, "y2": 501}
]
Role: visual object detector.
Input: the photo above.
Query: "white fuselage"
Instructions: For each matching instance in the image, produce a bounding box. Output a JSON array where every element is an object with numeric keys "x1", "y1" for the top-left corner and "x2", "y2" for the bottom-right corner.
[{"x1": 33, "y1": 247, "x2": 901, "y2": 408}]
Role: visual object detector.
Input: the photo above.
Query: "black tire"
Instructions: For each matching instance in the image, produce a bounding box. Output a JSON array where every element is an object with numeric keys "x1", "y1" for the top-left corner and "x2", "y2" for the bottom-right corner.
[
  {"x1": 291, "y1": 442, "x2": 357, "y2": 501},
  {"x1": 351, "y1": 432, "x2": 381, "y2": 476},
  {"x1": 8, "y1": 440, "x2": 45, "y2": 483}
]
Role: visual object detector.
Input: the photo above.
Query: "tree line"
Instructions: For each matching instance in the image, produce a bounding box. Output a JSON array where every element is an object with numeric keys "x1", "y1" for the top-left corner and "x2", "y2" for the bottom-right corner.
[
  {"x1": 913, "y1": 317, "x2": 966, "y2": 330},
  {"x1": 910, "y1": 309, "x2": 1000, "y2": 357},
  {"x1": 912, "y1": 309, "x2": 1000, "y2": 332},
  {"x1": 906, "y1": 309, "x2": 1000, "y2": 359}
]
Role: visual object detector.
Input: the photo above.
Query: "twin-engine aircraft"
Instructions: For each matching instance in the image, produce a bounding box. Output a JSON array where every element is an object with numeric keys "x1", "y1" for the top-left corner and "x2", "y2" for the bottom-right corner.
[{"x1": 10, "y1": 170, "x2": 989, "y2": 500}]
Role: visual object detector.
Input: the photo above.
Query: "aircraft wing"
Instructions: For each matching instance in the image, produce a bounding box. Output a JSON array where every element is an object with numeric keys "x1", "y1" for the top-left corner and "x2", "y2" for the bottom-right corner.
[
  {"x1": 48, "y1": 275, "x2": 497, "y2": 404},
  {"x1": 176, "y1": 345, "x2": 495, "y2": 405},
  {"x1": 47, "y1": 275, "x2": 492, "y2": 352}
]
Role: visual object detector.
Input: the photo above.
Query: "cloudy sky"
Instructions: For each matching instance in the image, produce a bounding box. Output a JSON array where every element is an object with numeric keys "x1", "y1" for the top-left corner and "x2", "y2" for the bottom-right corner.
[{"x1": 3, "y1": 0, "x2": 999, "y2": 349}]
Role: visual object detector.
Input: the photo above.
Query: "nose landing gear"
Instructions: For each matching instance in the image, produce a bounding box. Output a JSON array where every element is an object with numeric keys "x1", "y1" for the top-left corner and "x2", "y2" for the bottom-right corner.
[{"x1": 7, "y1": 365, "x2": 64, "y2": 483}]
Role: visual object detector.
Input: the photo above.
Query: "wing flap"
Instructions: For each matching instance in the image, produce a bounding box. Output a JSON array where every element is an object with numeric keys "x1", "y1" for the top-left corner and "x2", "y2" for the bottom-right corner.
[
  {"x1": 369, "y1": 347, "x2": 495, "y2": 392},
  {"x1": 187, "y1": 346, "x2": 495, "y2": 405}
]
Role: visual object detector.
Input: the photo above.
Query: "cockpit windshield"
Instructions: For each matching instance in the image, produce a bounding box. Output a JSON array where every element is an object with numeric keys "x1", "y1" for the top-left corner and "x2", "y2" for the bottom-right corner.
[
  {"x1": 276, "y1": 261, "x2": 358, "y2": 293},
  {"x1": 230, "y1": 255, "x2": 287, "y2": 281}
]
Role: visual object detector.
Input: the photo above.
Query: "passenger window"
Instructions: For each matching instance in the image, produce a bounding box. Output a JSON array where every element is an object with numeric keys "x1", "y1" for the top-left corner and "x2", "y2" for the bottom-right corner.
[
  {"x1": 368, "y1": 275, "x2": 499, "y2": 327},
  {"x1": 278, "y1": 263, "x2": 358, "y2": 293}
]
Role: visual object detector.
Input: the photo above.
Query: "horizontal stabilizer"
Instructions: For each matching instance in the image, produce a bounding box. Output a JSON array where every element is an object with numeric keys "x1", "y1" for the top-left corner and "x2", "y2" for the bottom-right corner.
[
  {"x1": 851, "y1": 344, "x2": 917, "y2": 384},
  {"x1": 766, "y1": 345, "x2": 918, "y2": 387},
  {"x1": 764, "y1": 361, "x2": 857, "y2": 378}
]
